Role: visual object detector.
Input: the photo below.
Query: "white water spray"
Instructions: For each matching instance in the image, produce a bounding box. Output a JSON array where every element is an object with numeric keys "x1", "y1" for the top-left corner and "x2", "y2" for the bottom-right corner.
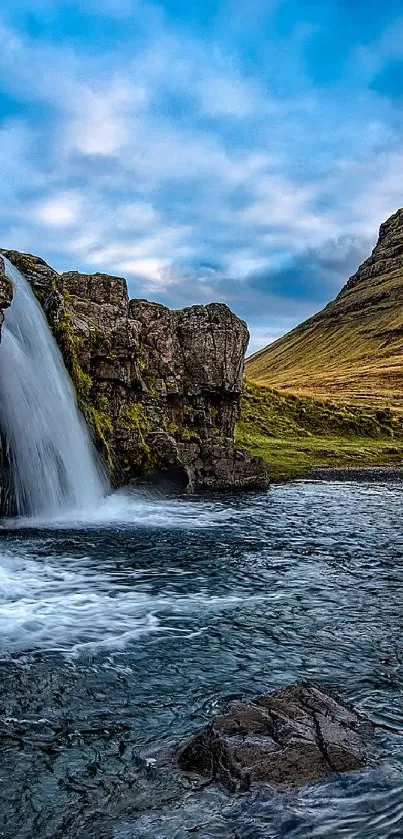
[{"x1": 0, "y1": 257, "x2": 107, "y2": 516}]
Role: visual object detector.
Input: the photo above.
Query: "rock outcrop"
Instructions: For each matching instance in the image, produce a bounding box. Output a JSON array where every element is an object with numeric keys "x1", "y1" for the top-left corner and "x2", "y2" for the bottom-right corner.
[
  {"x1": 0, "y1": 249, "x2": 269, "y2": 492},
  {"x1": 177, "y1": 682, "x2": 373, "y2": 791},
  {"x1": 0, "y1": 258, "x2": 13, "y2": 514},
  {"x1": 0, "y1": 258, "x2": 13, "y2": 318},
  {"x1": 246, "y1": 208, "x2": 403, "y2": 406}
]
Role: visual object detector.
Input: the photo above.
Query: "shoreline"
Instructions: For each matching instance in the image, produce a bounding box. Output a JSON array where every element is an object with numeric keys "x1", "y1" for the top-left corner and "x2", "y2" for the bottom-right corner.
[{"x1": 308, "y1": 465, "x2": 403, "y2": 483}]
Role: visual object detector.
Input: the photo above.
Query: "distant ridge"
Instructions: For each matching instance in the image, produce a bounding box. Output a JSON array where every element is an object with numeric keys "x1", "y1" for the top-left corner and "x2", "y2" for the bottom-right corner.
[{"x1": 246, "y1": 209, "x2": 403, "y2": 407}]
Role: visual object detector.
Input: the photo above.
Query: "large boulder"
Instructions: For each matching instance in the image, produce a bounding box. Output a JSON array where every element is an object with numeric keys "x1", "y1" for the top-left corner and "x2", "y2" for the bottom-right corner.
[
  {"x1": 177, "y1": 682, "x2": 374, "y2": 791},
  {"x1": 0, "y1": 249, "x2": 269, "y2": 492}
]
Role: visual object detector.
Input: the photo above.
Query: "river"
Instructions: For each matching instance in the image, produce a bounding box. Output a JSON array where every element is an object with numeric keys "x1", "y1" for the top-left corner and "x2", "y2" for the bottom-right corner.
[{"x1": 0, "y1": 481, "x2": 402, "y2": 838}]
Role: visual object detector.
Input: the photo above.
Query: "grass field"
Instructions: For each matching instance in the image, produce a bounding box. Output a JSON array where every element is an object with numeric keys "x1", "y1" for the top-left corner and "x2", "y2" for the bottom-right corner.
[{"x1": 236, "y1": 381, "x2": 403, "y2": 480}]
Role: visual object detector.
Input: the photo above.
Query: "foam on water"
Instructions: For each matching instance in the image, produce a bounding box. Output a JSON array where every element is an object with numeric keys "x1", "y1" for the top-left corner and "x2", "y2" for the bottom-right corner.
[
  {"x1": 1, "y1": 487, "x2": 237, "y2": 530},
  {"x1": 0, "y1": 257, "x2": 106, "y2": 516},
  {"x1": 0, "y1": 544, "x2": 245, "y2": 654}
]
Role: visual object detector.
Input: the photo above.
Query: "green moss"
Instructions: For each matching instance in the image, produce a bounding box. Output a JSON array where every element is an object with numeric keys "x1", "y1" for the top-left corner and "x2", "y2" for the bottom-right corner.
[
  {"x1": 16, "y1": 254, "x2": 39, "y2": 273},
  {"x1": 52, "y1": 310, "x2": 89, "y2": 402},
  {"x1": 180, "y1": 428, "x2": 200, "y2": 442},
  {"x1": 52, "y1": 303, "x2": 114, "y2": 468},
  {"x1": 85, "y1": 404, "x2": 114, "y2": 468},
  {"x1": 137, "y1": 342, "x2": 148, "y2": 373},
  {"x1": 144, "y1": 374, "x2": 158, "y2": 397},
  {"x1": 117, "y1": 403, "x2": 156, "y2": 470},
  {"x1": 118, "y1": 402, "x2": 150, "y2": 433},
  {"x1": 95, "y1": 393, "x2": 110, "y2": 414},
  {"x1": 165, "y1": 420, "x2": 200, "y2": 443},
  {"x1": 32, "y1": 287, "x2": 45, "y2": 306}
]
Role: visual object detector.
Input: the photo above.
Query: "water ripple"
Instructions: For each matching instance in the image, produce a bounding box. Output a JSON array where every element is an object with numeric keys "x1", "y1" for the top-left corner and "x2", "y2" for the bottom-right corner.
[{"x1": 1, "y1": 481, "x2": 403, "y2": 837}]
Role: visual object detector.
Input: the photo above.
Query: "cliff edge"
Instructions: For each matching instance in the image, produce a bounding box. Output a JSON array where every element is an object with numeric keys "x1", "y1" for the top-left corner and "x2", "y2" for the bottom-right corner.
[{"x1": 0, "y1": 250, "x2": 268, "y2": 493}]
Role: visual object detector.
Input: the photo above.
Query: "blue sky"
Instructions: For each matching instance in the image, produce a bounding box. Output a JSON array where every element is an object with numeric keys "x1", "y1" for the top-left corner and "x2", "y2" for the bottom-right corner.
[{"x1": 1, "y1": 0, "x2": 403, "y2": 353}]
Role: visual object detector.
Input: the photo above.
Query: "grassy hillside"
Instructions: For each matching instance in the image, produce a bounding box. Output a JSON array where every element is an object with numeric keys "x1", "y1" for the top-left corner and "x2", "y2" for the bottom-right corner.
[
  {"x1": 246, "y1": 209, "x2": 403, "y2": 407},
  {"x1": 236, "y1": 381, "x2": 403, "y2": 480}
]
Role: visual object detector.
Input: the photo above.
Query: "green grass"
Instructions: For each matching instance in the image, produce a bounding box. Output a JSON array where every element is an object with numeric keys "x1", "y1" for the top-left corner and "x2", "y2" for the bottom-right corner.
[{"x1": 236, "y1": 381, "x2": 403, "y2": 480}]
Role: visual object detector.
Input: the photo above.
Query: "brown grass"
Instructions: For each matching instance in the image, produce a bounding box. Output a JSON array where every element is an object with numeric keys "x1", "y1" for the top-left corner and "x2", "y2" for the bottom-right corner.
[{"x1": 246, "y1": 215, "x2": 403, "y2": 407}]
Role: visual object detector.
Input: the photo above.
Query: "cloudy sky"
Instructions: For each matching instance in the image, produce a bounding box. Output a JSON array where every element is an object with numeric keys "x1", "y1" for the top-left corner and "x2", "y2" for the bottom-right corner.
[{"x1": 1, "y1": 0, "x2": 403, "y2": 353}]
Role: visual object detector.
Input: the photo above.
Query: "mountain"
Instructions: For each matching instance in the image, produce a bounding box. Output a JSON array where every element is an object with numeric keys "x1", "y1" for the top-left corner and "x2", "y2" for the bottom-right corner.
[{"x1": 246, "y1": 210, "x2": 403, "y2": 407}]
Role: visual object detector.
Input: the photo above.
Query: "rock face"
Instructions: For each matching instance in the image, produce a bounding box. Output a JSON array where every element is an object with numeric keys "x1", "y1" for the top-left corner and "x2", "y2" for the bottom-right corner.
[
  {"x1": 0, "y1": 256, "x2": 13, "y2": 338},
  {"x1": 0, "y1": 249, "x2": 269, "y2": 492},
  {"x1": 0, "y1": 258, "x2": 13, "y2": 514},
  {"x1": 246, "y1": 208, "x2": 403, "y2": 406},
  {"x1": 177, "y1": 682, "x2": 373, "y2": 791},
  {"x1": 0, "y1": 257, "x2": 13, "y2": 324}
]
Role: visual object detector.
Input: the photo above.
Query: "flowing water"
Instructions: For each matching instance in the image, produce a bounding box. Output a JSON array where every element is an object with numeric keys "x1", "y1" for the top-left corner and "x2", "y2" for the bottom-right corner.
[
  {"x1": 0, "y1": 258, "x2": 106, "y2": 516},
  {"x1": 0, "y1": 481, "x2": 402, "y2": 838}
]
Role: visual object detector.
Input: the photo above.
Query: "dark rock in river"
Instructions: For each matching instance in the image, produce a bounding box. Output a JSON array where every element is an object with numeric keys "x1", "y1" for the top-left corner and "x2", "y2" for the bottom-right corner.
[
  {"x1": 0, "y1": 249, "x2": 269, "y2": 493},
  {"x1": 177, "y1": 682, "x2": 374, "y2": 791}
]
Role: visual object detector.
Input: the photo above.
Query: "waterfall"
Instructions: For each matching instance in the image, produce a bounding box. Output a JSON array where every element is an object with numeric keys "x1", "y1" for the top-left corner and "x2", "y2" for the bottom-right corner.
[{"x1": 0, "y1": 257, "x2": 107, "y2": 517}]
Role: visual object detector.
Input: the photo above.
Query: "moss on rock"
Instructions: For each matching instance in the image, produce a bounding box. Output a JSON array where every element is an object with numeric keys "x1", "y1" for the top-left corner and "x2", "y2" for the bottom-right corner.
[{"x1": 117, "y1": 403, "x2": 156, "y2": 470}]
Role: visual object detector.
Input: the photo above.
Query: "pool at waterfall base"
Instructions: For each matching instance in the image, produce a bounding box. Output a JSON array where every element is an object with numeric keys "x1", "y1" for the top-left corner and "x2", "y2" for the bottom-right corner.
[{"x1": 0, "y1": 481, "x2": 402, "y2": 838}]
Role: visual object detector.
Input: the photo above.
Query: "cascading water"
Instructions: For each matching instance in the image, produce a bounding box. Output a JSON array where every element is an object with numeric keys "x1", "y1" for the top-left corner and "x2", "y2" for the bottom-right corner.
[{"x1": 0, "y1": 257, "x2": 107, "y2": 517}]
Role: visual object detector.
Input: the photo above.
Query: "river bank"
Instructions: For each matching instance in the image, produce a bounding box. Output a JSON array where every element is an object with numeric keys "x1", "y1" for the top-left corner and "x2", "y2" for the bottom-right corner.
[
  {"x1": 310, "y1": 465, "x2": 403, "y2": 482},
  {"x1": 237, "y1": 381, "x2": 403, "y2": 481}
]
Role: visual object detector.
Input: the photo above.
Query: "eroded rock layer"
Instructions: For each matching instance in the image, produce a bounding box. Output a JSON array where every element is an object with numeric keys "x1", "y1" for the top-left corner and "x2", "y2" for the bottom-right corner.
[{"x1": 0, "y1": 249, "x2": 268, "y2": 492}]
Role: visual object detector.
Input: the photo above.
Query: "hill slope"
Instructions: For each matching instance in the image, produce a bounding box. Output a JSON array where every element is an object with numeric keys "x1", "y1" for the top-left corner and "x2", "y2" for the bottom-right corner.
[{"x1": 246, "y1": 209, "x2": 403, "y2": 406}]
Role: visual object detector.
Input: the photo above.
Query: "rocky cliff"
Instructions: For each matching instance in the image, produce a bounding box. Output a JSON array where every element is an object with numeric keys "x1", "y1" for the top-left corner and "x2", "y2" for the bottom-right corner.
[
  {"x1": 0, "y1": 259, "x2": 13, "y2": 513},
  {"x1": 0, "y1": 258, "x2": 13, "y2": 318},
  {"x1": 246, "y1": 209, "x2": 403, "y2": 406},
  {"x1": 0, "y1": 250, "x2": 268, "y2": 492}
]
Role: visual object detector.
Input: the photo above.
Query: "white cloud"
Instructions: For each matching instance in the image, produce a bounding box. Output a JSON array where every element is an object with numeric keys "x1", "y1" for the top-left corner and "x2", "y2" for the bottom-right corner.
[
  {"x1": 247, "y1": 323, "x2": 295, "y2": 356},
  {"x1": 62, "y1": 80, "x2": 147, "y2": 157},
  {"x1": 113, "y1": 201, "x2": 158, "y2": 229},
  {"x1": 0, "y1": 6, "x2": 403, "y2": 351},
  {"x1": 198, "y1": 73, "x2": 269, "y2": 118},
  {"x1": 32, "y1": 192, "x2": 83, "y2": 227},
  {"x1": 223, "y1": 251, "x2": 278, "y2": 278},
  {"x1": 239, "y1": 175, "x2": 334, "y2": 244},
  {"x1": 83, "y1": 226, "x2": 195, "y2": 287}
]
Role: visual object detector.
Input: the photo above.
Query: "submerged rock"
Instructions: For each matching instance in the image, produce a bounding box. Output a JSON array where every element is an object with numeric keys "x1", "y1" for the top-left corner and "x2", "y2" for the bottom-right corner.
[
  {"x1": 177, "y1": 682, "x2": 374, "y2": 791},
  {"x1": 0, "y1": 249, "x2": 269, "y2": 492}
]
